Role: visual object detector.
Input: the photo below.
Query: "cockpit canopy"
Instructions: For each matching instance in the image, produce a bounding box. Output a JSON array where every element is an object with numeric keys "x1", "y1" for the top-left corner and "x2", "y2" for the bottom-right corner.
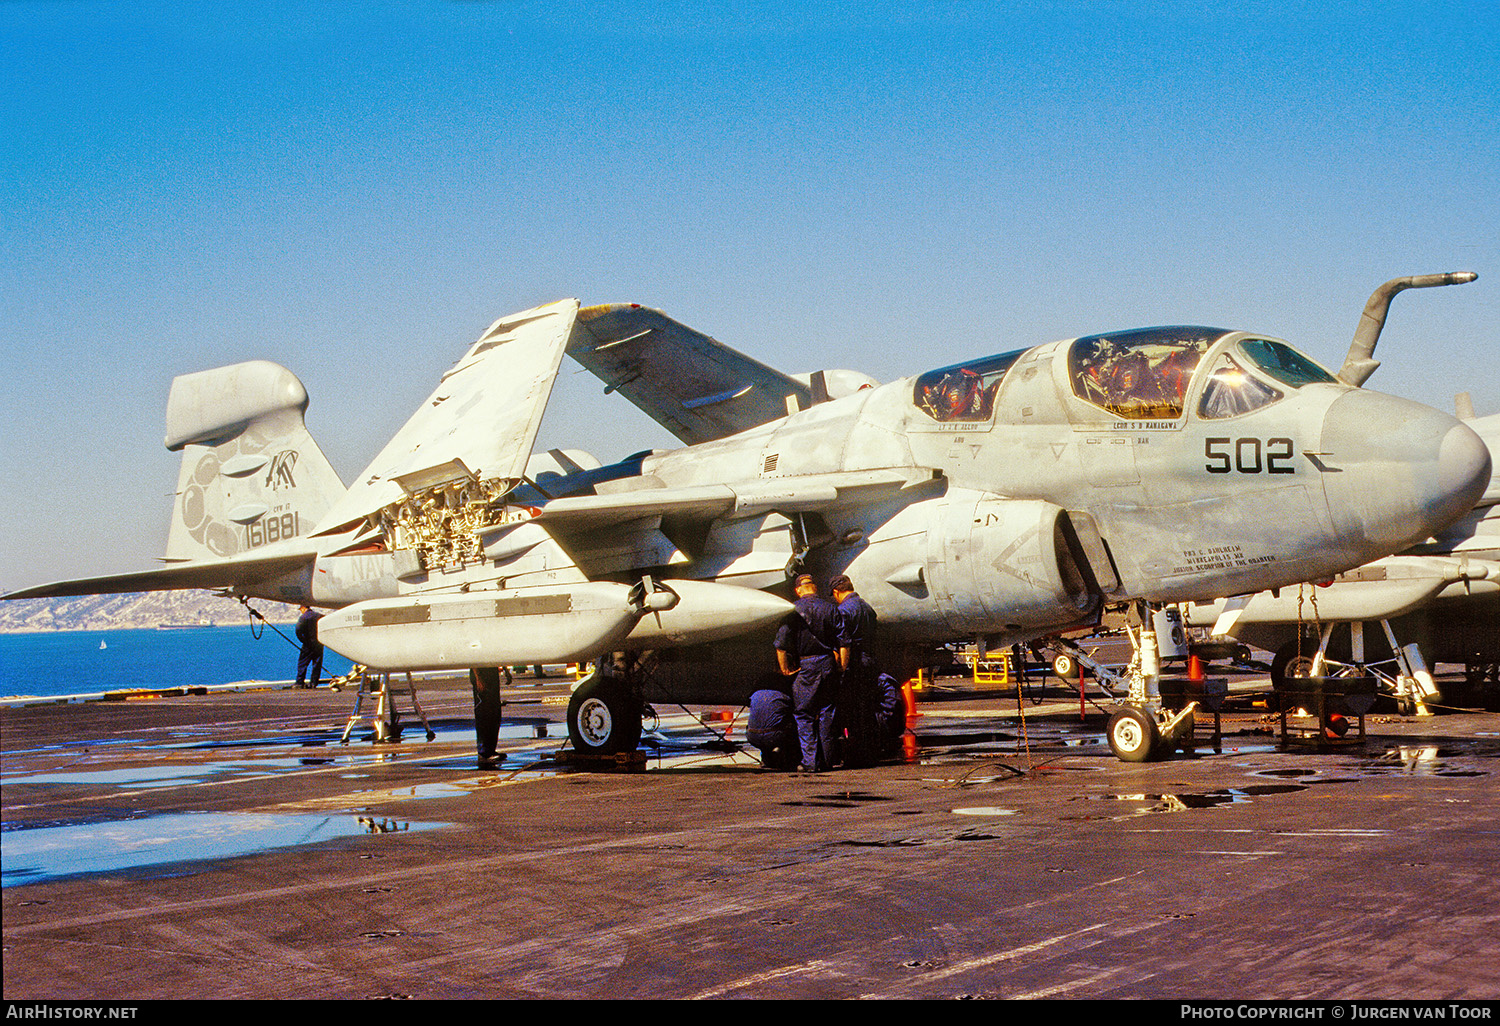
[
  {"x1": 913, "y1": 349, "x2": 1027, "y2": 422},
  {"x1": 1196, "y1": 337, "x2": 1338, "y2": 420},
  {"x1": 1068, "y1": 327, "x2": 1223, "y2": 420},
  {"x1": 913, "y1": 325, "x2": 1340, "y2": 425}
]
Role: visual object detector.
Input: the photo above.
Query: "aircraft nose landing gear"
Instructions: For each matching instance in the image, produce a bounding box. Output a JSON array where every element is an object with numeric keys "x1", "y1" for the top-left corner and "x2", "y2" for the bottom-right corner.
[{"x1": 1055, "y1": 601, "x2": 1199, "y2": 763}]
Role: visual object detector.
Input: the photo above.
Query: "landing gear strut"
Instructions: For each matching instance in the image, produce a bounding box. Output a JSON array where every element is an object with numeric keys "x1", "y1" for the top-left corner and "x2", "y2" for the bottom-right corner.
[{"x1": 1053, "y1": 602, "x2": 1199, "y2": 762}]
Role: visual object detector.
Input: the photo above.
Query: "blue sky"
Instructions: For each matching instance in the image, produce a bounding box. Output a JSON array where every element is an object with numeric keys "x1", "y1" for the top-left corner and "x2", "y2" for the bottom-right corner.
[{"x1": 3, "y1": 0, "x2": 1497, "y2": 588}]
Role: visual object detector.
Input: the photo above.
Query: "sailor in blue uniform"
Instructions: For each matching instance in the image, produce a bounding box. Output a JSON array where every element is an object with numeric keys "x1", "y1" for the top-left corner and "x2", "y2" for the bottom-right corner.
[
  {"x1": 774, "y1": 574, "x2": 841, "y2": 772},
  {"x1": 746, "y1": 688, "x2": 799, "y2": 770},
  {"x1": 294, "y1": 605, "x2": 324, "y2": 688},
  {"x1": 470, "y1": 666, "x2": 508, "y2": 769},
  {"x1": 831, "y1": 575, "x2": 883, "y2": 766},
  {"x1": 832, "y1": 575, "x2": 877, "y2": 677}
]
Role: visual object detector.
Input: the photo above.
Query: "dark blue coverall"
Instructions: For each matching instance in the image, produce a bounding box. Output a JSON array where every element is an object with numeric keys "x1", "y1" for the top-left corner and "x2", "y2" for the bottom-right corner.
[
  {"x1": 295, "y1": 608, "x2": 324, "y2": 688},
  {"x1": 837, "y1": 591, "x2": 879, "y2": 684},
  {"x1": 876, "y1": 673, "x2": 904, "y2": 745},
  {"x1": 746, "y1": 689, "x2": 799, "y2": 770},
  {"x1": 836, "y1": 591, "x2": 883, "y2": 763},
  {"x1": 774, "y1": 593, "x2": 841, "y2": 771}
]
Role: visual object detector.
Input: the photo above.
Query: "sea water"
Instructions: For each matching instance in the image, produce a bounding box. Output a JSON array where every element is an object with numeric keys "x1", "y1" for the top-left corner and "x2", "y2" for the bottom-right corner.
[{"x1": 0, "y1": 625, "x2": 352, "y2": 699}]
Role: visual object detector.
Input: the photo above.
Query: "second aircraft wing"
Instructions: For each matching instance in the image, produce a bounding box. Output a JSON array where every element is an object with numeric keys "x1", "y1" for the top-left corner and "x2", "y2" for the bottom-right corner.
[{"x1": 568, "y1": 304, "x2": 813, "y2": 445}]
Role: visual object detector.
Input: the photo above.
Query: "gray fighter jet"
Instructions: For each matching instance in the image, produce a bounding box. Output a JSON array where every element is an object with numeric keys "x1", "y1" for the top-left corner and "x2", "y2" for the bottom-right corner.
[{"x1": 8, "y1": 275, "x2": 1491, "y2": 762}]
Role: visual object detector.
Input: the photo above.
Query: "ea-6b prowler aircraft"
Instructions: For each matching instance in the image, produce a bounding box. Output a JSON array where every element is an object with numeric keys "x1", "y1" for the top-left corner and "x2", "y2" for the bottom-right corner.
[{"x1": 8, "y1": 274, "x2": 1491, "y2": 763}]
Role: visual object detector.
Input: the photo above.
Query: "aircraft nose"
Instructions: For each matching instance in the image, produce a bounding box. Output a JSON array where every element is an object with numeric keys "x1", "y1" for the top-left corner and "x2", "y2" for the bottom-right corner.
[{"x1": 1319, "y1": 390, "x2": 1492, "y2": 560}]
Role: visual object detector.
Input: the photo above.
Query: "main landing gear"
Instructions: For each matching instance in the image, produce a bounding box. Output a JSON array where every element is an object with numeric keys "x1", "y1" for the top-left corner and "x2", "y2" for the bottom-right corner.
[
  {"x1": 567, "y1": 667, "x2": 645, "y2": 756},
  {"x1": 470, "y1": 656, "x2": 649, "y2": 768}
]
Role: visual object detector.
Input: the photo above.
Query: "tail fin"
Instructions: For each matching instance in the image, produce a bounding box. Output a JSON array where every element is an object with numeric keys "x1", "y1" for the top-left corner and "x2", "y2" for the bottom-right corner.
[{"x1": 164, "y1": 361, "x2": 346, "y2": 563}]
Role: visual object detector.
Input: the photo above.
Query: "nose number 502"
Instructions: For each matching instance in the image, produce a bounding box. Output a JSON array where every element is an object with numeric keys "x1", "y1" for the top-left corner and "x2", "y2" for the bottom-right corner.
[{"x1": 1205, "y1": 437, "x2": 1295, "y2": 475}]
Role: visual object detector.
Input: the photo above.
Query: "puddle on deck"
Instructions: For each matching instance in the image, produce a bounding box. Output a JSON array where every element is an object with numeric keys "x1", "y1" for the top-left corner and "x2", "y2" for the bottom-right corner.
[{"x1": 1, "y1": 811, "x2": 444, "y2": 887}]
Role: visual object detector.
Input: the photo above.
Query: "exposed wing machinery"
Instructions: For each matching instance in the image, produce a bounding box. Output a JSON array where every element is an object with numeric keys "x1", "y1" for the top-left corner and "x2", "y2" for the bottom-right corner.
[{"x1": 314, "y1": 299, "x2": 580, "y2": 537}]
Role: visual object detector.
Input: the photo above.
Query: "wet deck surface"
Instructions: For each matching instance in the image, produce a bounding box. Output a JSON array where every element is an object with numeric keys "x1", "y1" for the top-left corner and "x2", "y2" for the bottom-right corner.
[{"x1": 3, "y1": 669, "x2": 1499, "y2": 1000}]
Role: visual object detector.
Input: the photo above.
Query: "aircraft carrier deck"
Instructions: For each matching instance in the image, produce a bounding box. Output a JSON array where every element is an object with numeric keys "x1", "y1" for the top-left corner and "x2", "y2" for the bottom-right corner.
[{"x1": 3, "y1": 663, "x2": 1498, "y2": 1002}]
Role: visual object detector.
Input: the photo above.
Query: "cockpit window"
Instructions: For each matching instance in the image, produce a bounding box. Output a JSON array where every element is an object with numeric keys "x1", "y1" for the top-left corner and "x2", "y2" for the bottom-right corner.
[
  {"x1": 1068, "y1": 327, "x2": 1221, "y2": 420},
  {"x1": 914, "y1": 349, "x2": 1026, "y2": 422},
  {"x1": 1198, "y1": 354, "x2": 1285, "y2": 420},
  {"x1": 1236, "y1": 339, "x2": 1338, "y2": 388}
]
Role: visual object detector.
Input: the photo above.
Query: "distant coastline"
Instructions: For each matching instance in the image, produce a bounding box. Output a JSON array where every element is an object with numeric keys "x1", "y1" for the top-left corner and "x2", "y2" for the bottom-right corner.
[
  {"x1": 0, "y1": 623, "x2": 353, "y2": 700},
  {"x1": 0, "y1": 591, "x2": 299, "y2": 634}
]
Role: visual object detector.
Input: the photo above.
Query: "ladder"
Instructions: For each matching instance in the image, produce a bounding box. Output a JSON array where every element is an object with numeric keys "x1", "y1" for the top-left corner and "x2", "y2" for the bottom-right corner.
[{"x1": 340, "y1": 669, "x2": 437, "y2": 744}]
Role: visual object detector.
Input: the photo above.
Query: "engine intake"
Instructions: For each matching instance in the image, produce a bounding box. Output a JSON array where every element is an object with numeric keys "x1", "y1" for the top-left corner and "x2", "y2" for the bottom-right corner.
[{"x1": 926, "y1": 492, "x2": 1101, "y2": 637}]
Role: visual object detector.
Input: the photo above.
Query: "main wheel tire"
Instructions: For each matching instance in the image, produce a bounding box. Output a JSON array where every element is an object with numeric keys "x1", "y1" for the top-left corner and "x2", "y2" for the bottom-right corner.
[
  {"x1": 1270, "y1": 640, "x2": 1316, "y2": 689},
  {"x1": 567, "y1": 677, "x2": 643, "y2": 755},
  {"x1": 1052, "y1": 653, "x2": 1076, "y2": 680},
  {"x1": 1107, "y1": 708, "x2": 1159, "y2": 763}
]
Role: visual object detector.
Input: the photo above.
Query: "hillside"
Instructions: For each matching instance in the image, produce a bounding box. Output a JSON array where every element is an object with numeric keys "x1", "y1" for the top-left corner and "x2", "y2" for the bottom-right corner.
[{"x1": 0, "y1": 591, "x2": 300, "y2": 633}]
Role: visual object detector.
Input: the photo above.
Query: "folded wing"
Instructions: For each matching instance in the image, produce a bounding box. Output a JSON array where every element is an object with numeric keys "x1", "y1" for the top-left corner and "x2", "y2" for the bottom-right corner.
[
  {"x1": 568, "y1": 304, "x2": 813, "y2": 445},
  {"x1": 316, "y1": 299, "x2": 580, "y2": 535}
]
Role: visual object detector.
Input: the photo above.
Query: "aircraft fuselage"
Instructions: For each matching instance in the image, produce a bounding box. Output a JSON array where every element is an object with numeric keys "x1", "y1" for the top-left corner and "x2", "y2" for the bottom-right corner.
[{"x1": 301, "y1": 325, "x2": 1489, "y2": 699}]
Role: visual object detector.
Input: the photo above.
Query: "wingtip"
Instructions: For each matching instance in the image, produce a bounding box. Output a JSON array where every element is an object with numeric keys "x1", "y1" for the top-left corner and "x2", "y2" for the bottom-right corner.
[{"x1": 578, "y1": 302, "x2": 646, "y2": 322}]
